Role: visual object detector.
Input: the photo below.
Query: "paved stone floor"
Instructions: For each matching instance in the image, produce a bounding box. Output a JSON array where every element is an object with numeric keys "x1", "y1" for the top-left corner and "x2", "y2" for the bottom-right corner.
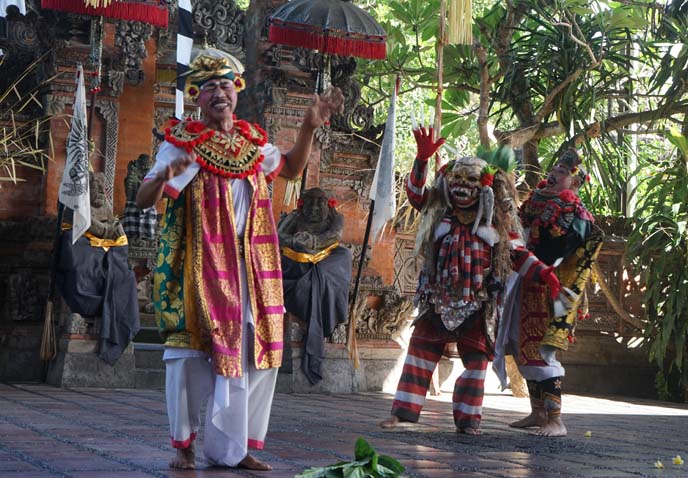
[{"x1": 1, "y1": 383, "x2": 687, "y2": 478}]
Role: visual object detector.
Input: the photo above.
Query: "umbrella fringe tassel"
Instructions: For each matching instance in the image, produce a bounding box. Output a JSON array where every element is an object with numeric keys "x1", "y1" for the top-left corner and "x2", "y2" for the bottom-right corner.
[
  {"x1": 41, "y1": 0, "x2": 168, "y2": 27},
  {"x1": 269, "y1": 25, "x2": 386, "y2": 60}
]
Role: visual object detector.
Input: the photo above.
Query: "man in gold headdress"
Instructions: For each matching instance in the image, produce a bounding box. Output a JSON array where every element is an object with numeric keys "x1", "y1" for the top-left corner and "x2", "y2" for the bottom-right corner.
[{"x1": 136, "y1": 47, "x2": 343, "y2": 471}]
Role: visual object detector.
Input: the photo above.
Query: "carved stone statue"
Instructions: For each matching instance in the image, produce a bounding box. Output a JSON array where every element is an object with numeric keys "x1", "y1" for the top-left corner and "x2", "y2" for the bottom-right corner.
[
  {"x1": 56, "y1": 170, "x2": 140, "y2": 365},
  {"x1": 125, "y1": 153, "x2": 150, "y2": 200},
  {"x1": 122, "y1": 154, "x2": 157, "y2": 241},
  {"x1": 278, "y1": 188, "x2": 343, "y2": 254},
  {"x1": 278, "y1": 188, "x2": 352, "y2": 385},
  {"x1": 89, "y1": 171, "x2": 125, "y2": 240}
]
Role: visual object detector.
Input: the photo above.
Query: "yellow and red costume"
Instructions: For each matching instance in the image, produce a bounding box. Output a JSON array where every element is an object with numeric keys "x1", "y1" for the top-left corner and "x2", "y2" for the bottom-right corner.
[
  {"x1": 152, "y1": 118, "x2": 284, "y2": 377},
  {"x1": 145, "y1": 113, "x2": 287, "y2": 462}
]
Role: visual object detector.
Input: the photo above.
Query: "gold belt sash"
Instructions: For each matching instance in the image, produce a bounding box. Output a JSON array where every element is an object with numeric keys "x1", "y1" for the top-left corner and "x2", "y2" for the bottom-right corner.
[
  {"x1": 62, "y1": 223, "x2": 128, "y2": 251},
  {"x1": 281, "y1": 241, "x2": 339, "y2": 264}
]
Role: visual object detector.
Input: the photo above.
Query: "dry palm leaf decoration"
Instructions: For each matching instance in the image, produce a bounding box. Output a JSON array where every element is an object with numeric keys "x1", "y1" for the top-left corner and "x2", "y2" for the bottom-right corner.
[
  {"x1": 0, "y1": 54, "x2": 59, "y2": 186},
  {"x1": 447, "y1": 0, "x2": 473, "y2": 45}
]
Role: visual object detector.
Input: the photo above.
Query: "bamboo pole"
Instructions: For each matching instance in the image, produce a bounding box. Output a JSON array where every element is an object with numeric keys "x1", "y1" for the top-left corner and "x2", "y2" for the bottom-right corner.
[
  {"x1": 347, "y1": 199, "x2": 375, "y2": 368},
  {"x1": 434, "y1": 0, "x2": 447, "y2": 173}
]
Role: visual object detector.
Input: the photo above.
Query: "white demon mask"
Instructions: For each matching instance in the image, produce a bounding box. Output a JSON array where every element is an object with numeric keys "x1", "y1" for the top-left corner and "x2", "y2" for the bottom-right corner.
[{"x1": 443, "y1": 156, "x2": 487, "y2": 209}]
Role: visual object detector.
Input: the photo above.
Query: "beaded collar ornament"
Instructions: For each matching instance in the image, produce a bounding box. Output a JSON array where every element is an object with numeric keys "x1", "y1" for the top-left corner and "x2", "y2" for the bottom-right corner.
[{"x1": 164, "y1": 118, "x2": 268, "y2": 179}]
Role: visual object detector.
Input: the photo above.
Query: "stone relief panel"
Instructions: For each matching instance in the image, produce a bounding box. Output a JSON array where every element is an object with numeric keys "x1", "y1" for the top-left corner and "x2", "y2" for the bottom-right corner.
[
  {"x1": 289, "y1": 48, "x2": 381, "y2": 139},
  {"x1": 0, "y1": 5, "x2": 51, "y2": 118},
  {"x1": 192, "y1": 0, "x2": 244, "y2": 60},
  {"x1": 393, "y1": 235, "x2": 420, "y2": 297},
  {"x1": 114, "y1": 21, "x2": 153, "y2": 86},
  {"x1": 334, "y1": 273, "x2": 414, "y2": 342},
  {"x1": 5, "y1": 271, "x2": 44, "y2": 322},
  {"x1": 96, "y1": 100, "x2": 120, "y2": 205},
  {"x1": 346, "y1": 284, "x2": 413, "y2": 341},
  {"x1": 350, "y1": 287, "x2": 413, "y2": 341},
  {"x1": 42, "y1": 95, "x2": 120, "y2": 205},
  {"x1": 0, "y1": 217, "x2": 54, "y2": 324},
  {"x1": 152, "y1": 107, "x2": 174, "y2": 157}
]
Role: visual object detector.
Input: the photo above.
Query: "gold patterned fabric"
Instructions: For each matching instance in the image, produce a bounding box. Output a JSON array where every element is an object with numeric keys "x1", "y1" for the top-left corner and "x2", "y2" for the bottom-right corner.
[
  {"x1": 541, "y1": 226, "x2": 603, "y2": 350},
  {"x1": 61, "y1": 224, "x2": 128, "y2": 251},
  {"x1": 153, "y1": 193, "x2": 206, "y2": 350},
  {"x1": 518, "y1": 225, "x2": 603, "y2": 365},
  {"x1": 153, "y1": 159, "x2": 284, "y2": 377},
  {"x1": 182, "y1": 48, "x2": 245, "y2": 86}
]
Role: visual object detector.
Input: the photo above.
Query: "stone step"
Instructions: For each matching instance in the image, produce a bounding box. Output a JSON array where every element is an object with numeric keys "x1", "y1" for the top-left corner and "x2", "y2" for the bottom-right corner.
[
  {"x1": 139, "y1": 312, "x2": 157, "y2": 328},
  {"x1": 135, "y1": 368, "x2": 165, "y2": 389},
  {"x1": 134, "y1": 343, "x2": 164, "y2": 369},
  {"x1": 134, "y1": 343, "x2": 165, "y2": 389},
  {"x1": 133, "y1": 326, "x2": 162, "y2": 344}
]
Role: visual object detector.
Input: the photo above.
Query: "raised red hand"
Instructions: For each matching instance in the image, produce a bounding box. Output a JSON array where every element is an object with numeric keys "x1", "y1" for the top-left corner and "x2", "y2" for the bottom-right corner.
[{"x1": 413, "y1": 126, "x2": 446, "y2": 161}]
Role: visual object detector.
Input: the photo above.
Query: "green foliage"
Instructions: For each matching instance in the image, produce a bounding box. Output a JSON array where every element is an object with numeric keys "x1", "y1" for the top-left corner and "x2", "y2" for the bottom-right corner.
[
  {"x1": 357, "y1": 0, "x2": 687, "y2": 218},
  {"x1": 295, "y1": 438, "x2": 405, "y2": 478},
  {"x1": 627, "y1": 128, "x2": 688, "y2": 398},
  {"x1": 477, "y1": 145, "x2": 517, "y2": 173}
]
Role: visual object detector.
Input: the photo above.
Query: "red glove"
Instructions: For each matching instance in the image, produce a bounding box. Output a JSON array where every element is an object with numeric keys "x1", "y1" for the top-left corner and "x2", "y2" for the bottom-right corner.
[
  {"x1": 539, "y1": 266, "x2": 561, "y2": 299},
  {"x1": 413, "y1": 127, "x2": 446, "y2": 161}
]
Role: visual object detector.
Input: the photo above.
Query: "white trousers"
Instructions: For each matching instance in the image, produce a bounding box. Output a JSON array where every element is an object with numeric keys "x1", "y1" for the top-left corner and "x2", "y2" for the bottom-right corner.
[{"x1": 165, "y1": 350, "x2": 278, "y2": 466}]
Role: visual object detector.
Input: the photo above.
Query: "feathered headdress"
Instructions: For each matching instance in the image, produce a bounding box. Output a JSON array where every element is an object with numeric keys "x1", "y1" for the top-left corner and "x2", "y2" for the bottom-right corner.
[{"x1": 470, "y1": 145, "x2": 517, "y2": 236}]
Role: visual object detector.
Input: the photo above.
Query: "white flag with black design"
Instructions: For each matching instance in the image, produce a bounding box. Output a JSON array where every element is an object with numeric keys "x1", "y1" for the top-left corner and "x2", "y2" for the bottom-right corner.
[
  {"x1": 369, "y1": 76, "x2": 398, "y2": 242},
  {"x1": 59, "y1": 64, "x2": 90, "y2": 244}
]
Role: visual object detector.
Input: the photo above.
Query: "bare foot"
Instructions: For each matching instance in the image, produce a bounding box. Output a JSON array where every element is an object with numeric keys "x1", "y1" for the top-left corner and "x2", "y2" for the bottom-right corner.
[
  {"x1": 530, "y1": 416, "x2": 567, "y2": 437},
  {"x1": 379, "y1": 415, "x2": 401, "y2": 429},
  {"x1": 509, "y1": 411, "x2": 547, "y2": 428},
  {"x1": 238, "y1": 454, "x2": 272, "y2": 471},
  {"x1": 457, "y1": 427, "x2": 482, "y2": 436},
  {"x1": 169, "y1": 445, "x2": 195, "y2": 469}
]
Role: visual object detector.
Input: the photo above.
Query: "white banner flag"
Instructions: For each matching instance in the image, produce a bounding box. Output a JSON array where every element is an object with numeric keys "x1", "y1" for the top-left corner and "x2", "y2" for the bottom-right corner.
[
  {"x1": 0, "y1": 0, "x2": 26, "y2": 17},
  {"x1": 59, "y1": 64, "x2": 90, "y2": 244},
  {"x1": 369, "y1": 77, "x2": 398, "y2": 242}
]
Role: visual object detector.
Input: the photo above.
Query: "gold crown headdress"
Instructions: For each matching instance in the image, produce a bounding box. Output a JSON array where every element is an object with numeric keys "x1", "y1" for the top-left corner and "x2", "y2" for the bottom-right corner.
[{"x1": 180, "y1": 47, "x2": 246, "y2": 100}]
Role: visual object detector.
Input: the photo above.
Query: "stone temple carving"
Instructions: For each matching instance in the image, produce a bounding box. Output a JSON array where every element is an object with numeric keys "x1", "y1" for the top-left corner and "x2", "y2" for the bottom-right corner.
[{"x1": 353, "y1": 289, "x2": 414, "y2": 341}]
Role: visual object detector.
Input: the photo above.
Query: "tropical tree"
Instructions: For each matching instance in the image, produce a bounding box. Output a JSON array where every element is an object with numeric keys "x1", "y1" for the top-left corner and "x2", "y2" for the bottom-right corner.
[
  {"x1": 358, "y1": 0, "x2": 687, "y2": 210},
  {"x1": 354, "y1": 0, "x2": 688, "y2": 398},
  {"x1": 627, "y1": 128, "x2": 688, "y2": 401}
]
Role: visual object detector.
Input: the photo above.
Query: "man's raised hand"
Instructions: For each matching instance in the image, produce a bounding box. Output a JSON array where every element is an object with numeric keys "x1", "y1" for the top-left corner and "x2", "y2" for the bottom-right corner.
[{"x1": 304, "y1": 86, "x2": 345, "y2": 130}]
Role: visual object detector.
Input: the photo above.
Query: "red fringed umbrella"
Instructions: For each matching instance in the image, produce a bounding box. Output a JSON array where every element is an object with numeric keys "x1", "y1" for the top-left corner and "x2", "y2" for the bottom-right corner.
[
  {"x1": 41, "y1": 0, "x2": 168, "y2": 27},
  {"x1": 268, "y1": 0, "x2": 386, "y2": 61}
]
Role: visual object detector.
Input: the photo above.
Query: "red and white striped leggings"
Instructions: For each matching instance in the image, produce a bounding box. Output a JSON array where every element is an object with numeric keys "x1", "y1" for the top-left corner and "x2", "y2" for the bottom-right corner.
[{"x1": 390, "y1": 336, "x2": 488, "y2": 430}]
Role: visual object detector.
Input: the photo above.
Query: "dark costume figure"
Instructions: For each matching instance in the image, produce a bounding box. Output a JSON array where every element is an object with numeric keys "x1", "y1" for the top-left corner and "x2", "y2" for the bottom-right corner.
[
  {"x1": 122, "y1": 153, "x2": 157, "y2": 240},
  {"x1": 381, "y1": 125, "x2": 559, "y2": 434},
  {"x1": 278, "y1": 188, "x2": 352, "y2": 384},
  {"x1": 57, "y1": 171, "x2": 140, "y2": 364},
  {"x1": 494, "y1": 148, "x2": 603, "y2": 437}
]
